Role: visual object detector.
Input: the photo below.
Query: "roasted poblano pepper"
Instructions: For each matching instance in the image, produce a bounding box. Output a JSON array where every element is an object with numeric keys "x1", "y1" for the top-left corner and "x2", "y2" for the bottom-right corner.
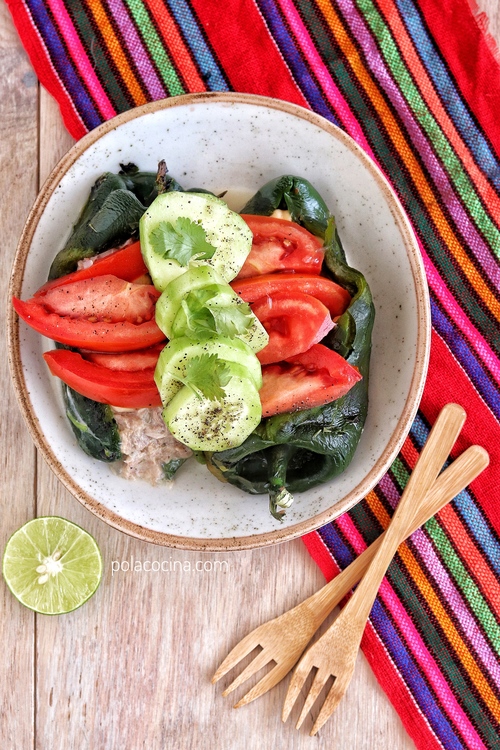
[
  {"x1": 48, "y1": 163, "x2": 184, "y2": 280},
  {"x1": 63, "y1": 384, "x2": 122, "y2": 462},
  {"x1": 205, "y1": 176, "x2": 375, "y2": 519},
  {"x1": 50, "y1": 165, "x2": 187, "y2": 468}
]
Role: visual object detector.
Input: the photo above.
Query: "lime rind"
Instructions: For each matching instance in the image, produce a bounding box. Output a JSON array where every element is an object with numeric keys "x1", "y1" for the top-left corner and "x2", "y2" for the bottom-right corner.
[{"x1": 2, "y1": 517, "x2": 102, "y2": 615}]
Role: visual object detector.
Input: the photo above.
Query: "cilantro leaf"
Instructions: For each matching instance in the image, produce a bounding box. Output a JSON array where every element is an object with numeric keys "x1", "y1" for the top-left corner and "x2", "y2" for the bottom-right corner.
[
  {"x1": 150, "y1": 217, "x2": 217, "y2": 266},
  {"x1": 179, "y1": 288, "x2": 254, "y2": 339},
  {"x1": 180, "y1": 353, "x2": 231, "y2": 401},
  {"x1": 208, "y1": 304, "x2": 254, "y2": 337},
  {"x1": 180, "y1": 300, "x2": 215, "y2": 338}
]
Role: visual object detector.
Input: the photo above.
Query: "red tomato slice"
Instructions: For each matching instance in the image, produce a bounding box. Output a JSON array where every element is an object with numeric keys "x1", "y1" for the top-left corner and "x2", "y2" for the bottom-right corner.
[
  {"x1": 231, "y1": 273, "x2": 351, "y2": 318},
  {"x1": 260, "y1": 344, "x2": 362, "y2": 417},
  {"x1": 13, "y1": 296, "x2": 165, "y2": 353},
  {"x1": 39, "y1": 275, "x2": 159, "y2": 324},
  {"x1": 43, "y1": 349, "x2": 162, "y2": 408},
  {"x1": 36, "y1": 241, "x2": 149, "y2": 293},
  {"x1": 83, "y1": 343, "x2": 164, "y2": 372},
  {"x1": 236, "y1": 215, "x2": 324, "y2": 279},
  {"x1": 251, "y1": 292, "x2": 334, "y2": 365}
]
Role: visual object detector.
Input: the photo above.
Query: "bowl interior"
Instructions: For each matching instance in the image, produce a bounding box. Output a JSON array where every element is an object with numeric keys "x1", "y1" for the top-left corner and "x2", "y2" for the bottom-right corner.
[{"x1": 9, "y1": 94, "x2": 430, "y2": 550}]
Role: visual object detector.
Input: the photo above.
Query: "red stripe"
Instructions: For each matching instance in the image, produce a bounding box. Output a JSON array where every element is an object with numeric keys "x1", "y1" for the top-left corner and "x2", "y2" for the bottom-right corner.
[
  {"x1": 416, "y1": 0, "x2": 500, "y2": 158},
  {"x1": 420, "y1": 331, "x2": 500, "y2": 534},
  {"x1": 145, "y1": 0, "x2": 208, "y2": 91},
  {"x1": 437, "y1": 504, "x2": 500, "y2": 619},
  {"x1": 5, "y1": 0, "x2": 86, "y2": 138},
  {"x1": 362, "y1": 623, "x2": 443, "y2": 750},
  {"x1": 399, "y1": 436, "x2": 420, "y2": 472},
  {"x1": 302, "y1": 528, "x2": 340, "y2": 579},
  {"x1": 304, "y1": 330, "x2": 500, "y2": 571},
  {"x1": 188, "y1": 0, "x2": 309, "y2": 106}
]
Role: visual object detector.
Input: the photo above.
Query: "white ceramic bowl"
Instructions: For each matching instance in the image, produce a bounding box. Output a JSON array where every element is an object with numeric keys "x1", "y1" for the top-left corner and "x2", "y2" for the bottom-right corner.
[{"x1": 8, "y1": 93, "x2": 430, "y2": 550}]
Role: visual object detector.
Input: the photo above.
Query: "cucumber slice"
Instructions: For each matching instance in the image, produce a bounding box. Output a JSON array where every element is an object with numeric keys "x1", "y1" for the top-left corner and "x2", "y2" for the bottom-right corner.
[
  {"x1": 163, "y1": 363, "x2": 261, "y2": 451},
  {"x1": 139, "y1": 191, "x2": 252, "y2": 290},
  {"x1": 154, "y1": 266, "x2": 268, "y2": 353},
  {"x1": 170, "y1": 290, "x2": 268, "y2": 353},
  {"x1": 155, "y1": 265, "x2": 227, "y2": 335},
  {"x1": 154, "y1": 336, "x2": 262, "y2": 405}
]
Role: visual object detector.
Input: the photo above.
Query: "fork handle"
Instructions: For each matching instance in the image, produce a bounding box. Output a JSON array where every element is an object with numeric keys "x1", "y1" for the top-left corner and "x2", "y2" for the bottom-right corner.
[
  {"x1": 308, "y1": 444, "x2": 488, "y2": 623},
  {"x1": 335, "y1": 403, "x2": 465, "y2": 625}
]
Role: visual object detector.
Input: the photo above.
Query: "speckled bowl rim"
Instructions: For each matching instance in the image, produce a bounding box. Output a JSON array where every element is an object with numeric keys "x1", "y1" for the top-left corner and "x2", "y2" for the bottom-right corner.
[{"x1": 7, "y1": 92, "x2": 431, "y2": 551}]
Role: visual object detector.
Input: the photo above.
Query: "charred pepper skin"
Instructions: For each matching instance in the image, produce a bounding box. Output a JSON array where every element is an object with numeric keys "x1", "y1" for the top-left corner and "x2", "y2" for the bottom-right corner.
[
  {"x1": 48, "y1": 166, "x2": 177, "y2": 465},
  {"x1": 48, "y1": 165, "x2": 184, "y2": 281},
  {"x1": 47, "y1": 165, "x2": 218, "y2": 473},
  {"x1": 240, "y1": 174, "x2": 330, "y2": 239},
  {"x1": 62, "y1": 384, "x2": 122, "y2": 463},
  {"x1": 206, "y1": 176, "x2": 375, "y2": 514}
]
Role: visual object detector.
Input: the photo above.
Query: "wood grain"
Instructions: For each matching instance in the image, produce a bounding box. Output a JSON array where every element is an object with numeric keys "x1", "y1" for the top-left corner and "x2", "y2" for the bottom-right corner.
[
  {"x1": 0, "y1": 7, "x2": 38, "y2": 748},
  {"x1": 1, "y1": 2, "x2": 499, "y2": 748}
]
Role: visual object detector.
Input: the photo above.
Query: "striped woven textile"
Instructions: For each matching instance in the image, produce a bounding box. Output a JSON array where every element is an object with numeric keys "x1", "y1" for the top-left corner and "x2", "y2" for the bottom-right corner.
[{"x1": 7, "y1": 0, "x2": 500, "y2": 746}]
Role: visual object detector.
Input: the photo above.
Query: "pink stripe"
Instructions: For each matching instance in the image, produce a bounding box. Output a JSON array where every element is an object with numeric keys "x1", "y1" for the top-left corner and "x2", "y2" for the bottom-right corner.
[
  {"x1": 107, "y1": 0, "x2": 167, "y2": 100},
  {"x1": 423, "y1": 249, "x2": 500, "y2": 382},
  {"x1": 411, "y1": 527, "x2": 500, "y2": 686},
  {"x1": 276, "y1": 0, "x2": 372, "y2": 153},
  {"x1": 21, "y1": 0, "x2": 87, "y2": 135},
  {"x1": 378, "y1": 471, "x2": 403, "y2": 509},
  {"x1": 335, "y1": 513, "x2": 367, "y2": 553},
  {"x1": 45, "y1": 0, "x2": 116, "y2": 120},
  {"x1": 363, "y1": 620, "x2": 446, "y2": 750},
  {"x1": 376, "y1": 579, "x2": 489, "y2": 749},
  {"x1": 275, "y1": 0, "x2": 500, "y2": 376}
]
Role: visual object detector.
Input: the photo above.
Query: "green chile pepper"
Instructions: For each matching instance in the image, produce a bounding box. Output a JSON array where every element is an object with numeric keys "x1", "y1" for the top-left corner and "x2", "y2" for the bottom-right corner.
[
  {"x1": 49, "y1": 164, "x2": 187, "y2": 467},
  {"x1": 48, "y1": 163, "x2": 184, "y2": 280},
  {"x1": 63, "y1": 384, "x2": 122, "y2": 462},
  {"x1": 206, "y1": 176, "x2": 375, "y2": 519},
  {"x1": 240, "y1": 174, "x2": 331, "y2": 238}
]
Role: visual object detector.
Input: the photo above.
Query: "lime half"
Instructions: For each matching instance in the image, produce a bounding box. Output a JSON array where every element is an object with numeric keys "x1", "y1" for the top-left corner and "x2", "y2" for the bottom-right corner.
[{"x1": 2, "y1": 517, "x2": 102, "y2": 615}]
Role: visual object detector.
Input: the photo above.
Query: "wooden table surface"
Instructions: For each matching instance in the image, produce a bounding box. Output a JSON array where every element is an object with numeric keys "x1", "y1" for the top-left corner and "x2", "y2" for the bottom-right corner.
[{"x1": 1, "y1": 4, "x2": 498, "y2": 748}]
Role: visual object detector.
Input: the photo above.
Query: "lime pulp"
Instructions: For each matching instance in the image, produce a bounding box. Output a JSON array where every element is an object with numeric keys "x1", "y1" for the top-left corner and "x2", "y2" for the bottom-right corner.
[{"x1": 2, "y1": 516, "x2": 102, "y2": 615}]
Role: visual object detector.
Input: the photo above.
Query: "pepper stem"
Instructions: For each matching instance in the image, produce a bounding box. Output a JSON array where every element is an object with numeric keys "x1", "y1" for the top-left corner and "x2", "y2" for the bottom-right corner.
[
  {"x1": 155, "y1": 160, "x2": 174, "y2": 195},
  {"x1": 267, "y1": 445, "x2": 296, "y2": 521}
]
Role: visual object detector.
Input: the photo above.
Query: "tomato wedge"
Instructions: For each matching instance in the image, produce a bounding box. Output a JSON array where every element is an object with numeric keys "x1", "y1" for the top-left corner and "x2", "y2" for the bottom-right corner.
[
  {"x1": 251, "y1": 292, "x2": 334, "y2": 365},
  {"x1": 82, "y1": 343, "x2": 164, "y2": 372},
  {"x1": 260, "y1": 344, "x2": 362, "y2": 417},
  {"x1": 232, "y1": 273, "x2": 351, "y2": 318},
  {"x1": 38, "y1": 275, "x2": 160, "y2": 324},
  {"x1": 236, "y1": 215, "x2": 324, "y2": 278},
  {"x1": 14, "y1": 297, "x2": 165, "y2": 352},
  {"x1": 43, "y1": 349, "x2": 162, "y2": 408},
  {"x1": 35, "y1": 241, "x2": 149, "y2": 294}
]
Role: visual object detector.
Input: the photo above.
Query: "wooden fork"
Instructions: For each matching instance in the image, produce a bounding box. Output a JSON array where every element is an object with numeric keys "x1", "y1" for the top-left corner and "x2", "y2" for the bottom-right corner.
[
  {"x1": 213, "y1": 406, "x2": 487, "y2": 708},
  {"x1": 281, "y1": 403, "x2": 475, "y2": 734}
]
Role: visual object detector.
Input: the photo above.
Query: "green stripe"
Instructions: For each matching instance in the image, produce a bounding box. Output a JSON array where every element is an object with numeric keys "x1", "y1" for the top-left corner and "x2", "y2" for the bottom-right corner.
[
  {"x1": 364, "y1": 452, "x2": 500, "y2": 663},
  {"x1": 295, "y1": 7, "x2": 500, "y2": 350},
  {"x1": 67, "y1": 5, "x2": 134, "y2": 112},
  {"x1": 385, "y1": 559, "x2": 499, "y2": 742},
  {"x1": 122, "y1": 0, "x2": 186, "y2": 96},
  {"x1": 385, "y1": 453, "x2": 500, "y2": 656},
  {"x1": 425, "y1": 516, "x2": 500, "y2": 657},
  {"x1": 357, "y1": 0, "x2": 500, "y2": 250},
  {"x1": 389, "y1": 455, "x2": 409, "y2": 491}
]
